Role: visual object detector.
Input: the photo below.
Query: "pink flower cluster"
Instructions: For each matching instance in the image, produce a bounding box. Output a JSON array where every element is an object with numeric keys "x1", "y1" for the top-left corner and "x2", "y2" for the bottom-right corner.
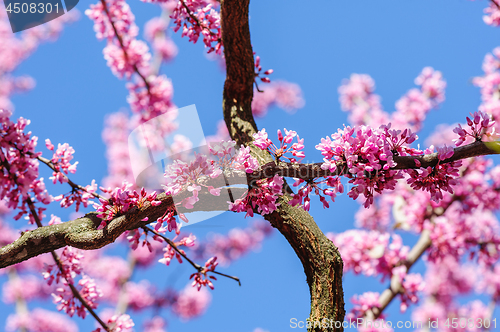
[
  {"x1": 103, "y1": 39, "x2": 151, "y2": 79},
  {"x1": 289, "y1": 176, "x2": 344, "y2": 211},
  {"x1": 229, "y1": 174, "x2": 284, "y2": 216},
  {"x1": 407, "y1": 145, "x2": 461, "y2": 202},
  {"x1": 191, "y1": 219, "x2": 274, "y2": 266},
  {"x1": 453, "y1": 111, "x2": 496, "y2": 146},
  {"x1": 483, "y1": 1, "x2": 500, "y2": 26},
  {"x1": 170, "y1": 0, "x2": 222, "y2": 54},
  {"x1": 253, "y1": 128, "x2": 305, "y2": 162},
  {"x1": 338, "y1": 68, "x2": 446, "y2": 132},
  {"x1": 126, "y1": 75, "x2": 175, "y2": 123},
  {"x1": 172, "y1": 284, "x2": 211, "y2": 321},
  {"x1": 331, "y1": 231, "x2": 425, "y2": 314},
  {"x1": 45, "y1": 139, "x2": 78, "y2": 184},
  {"x1": 0, "y1": 7, "x2": 77, "y2": 111},
  {"x1": 0, "y1": 109, "x2": 51, "y2": 222},
  {"x1": 473, "y1": 47, "x2": 500, "y2": 132},
  {"x1": 52, "y1": 274, "x2": 102, "y2": 318},
  {"x1": 348, "y1": 292, "x2": 381, "y2": 319},
  {"x1": 254, "y1": 55, "x2": 273, "y2": 84},
  {"x1": 42, "y1": 247, "x2": 84, "y2": 285},
  {"x1": 338, "y1": 73, "x2": 389, "y2": 127},
  {"x1": 93, "y1": 313, "x2": 134, "y2": 332},
  {"x1": 86, "y1": 0, "x2": 150, "y2": 78},
  {"x1": 316, "y1": 125, "x2": 403, "y2": 207},
  {"x1": 190, "y1": 256, "x2": 218, "y2": 290},
  {"x1": 252, "y1": 80, "x2": 305, "y2": 117},
  {"x1": 86, "y1": 0, "x2": 175, "y2": 123},
  {"x1": 163, "y1": 152, "x2": 222, "y2": 210},
  {"x1": 94, "y1": 183, "x2": 161, "y2": 228},
  {"x1": 163, "y1": 139, "x2": 263, "y2": 215},
  {"x1": 2, "y1": 274, "x2": 48, "y2": 304},
  {"x1": 6, "y1": 308, "x2": 78, "y2": 332},
  {"x1": 153, "y1": 208, "x2": 178, "y2": 234},
  {"x1": 41, "y1": 248, "x2": 103, "y2": 319},
  {"x1": 392, "y1": 266, "x2": 425, "y2": 313},
  {"x1": 53, "y1": 179, "x2": 98, "y2": 212},
  {"x1": 328, "y1": 230, "x2": 409, "y2": 280},
  {"x1": 158, "y1": 234, "x2": 197, "y2": 266},
  {"x1": 144, "y1": 17, "x2": 178, "y2": 63}
]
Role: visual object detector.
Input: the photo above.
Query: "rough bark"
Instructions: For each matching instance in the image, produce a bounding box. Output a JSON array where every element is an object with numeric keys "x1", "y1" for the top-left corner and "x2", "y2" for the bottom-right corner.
[
  {"x1": 0, "y1": 189, "x2": 245, "y2": 268},
  {"x1": 221, "y1": 0, "x2": 346, "y2": 330}
]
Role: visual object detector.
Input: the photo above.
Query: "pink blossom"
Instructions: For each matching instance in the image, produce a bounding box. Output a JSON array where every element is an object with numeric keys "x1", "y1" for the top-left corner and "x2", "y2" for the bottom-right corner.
[
  {"x1": 93, "y1": 313, "x2": 135, "y2": 332},
  {"x1": 126, "y1": 75, "x2": 175, "y2": 123},
  {"x1": 48, "y1": 142, "x2": 79, "y2": 184},
  {"x1": 102, "y1": 112, "x2": 135, "y2": 189},
  {"x1": 253, "y1": 128, "x2": 305, "y2": 162},
  {"x1": 414, "y1": 67, "x2": 446, "y2": 103},
  {"x1": 252, "y1": 129, "x2": 272, "y2": 150},
  {"x1": 2, "y1": 274, "x2": 45, "y2": 303},
  {"x1": 169, "y1": 0, "x2": 222, "y2": 54},
  {"x1": 93, "y1": 183, "x2": 161, "y2": 227},
  {"x1": 338, "y1": 73, "x2": 389, "y2": 127},
  {"x1": 173, "y1": 284, "x2": 212, "y2": 321},
  {"x1": 316, "y1": 124, "x2": 413, "y2": 207},
  {"x1": 483, "y1": 2, "x2": 500, "y2": 26},
  {"x1": 124, "y1": 281, "x2": 155, "y2": 311},
  {"x1": 399, "y1": 273, "x2": 424, "y2": 313},
  {"x1": 192, "y1": 219, "x2": 274, "y2": 266},
  {"x1": 52, "y1": 274, "x2": 103, "y2": 318},
  {"x1": 103, "y1": 39, "x2": 151, "y2": 79},
  {"x1": 406, "y1": 158, "x2": 461, "y2": 202},
  {"x1": 143, "y1": 316, "x2": 167, "y2": 332},
  {"x1": 0, "y1": 111, "x2": 51, "y2": 221},
  {"x1": 86, "y1": 0, "x2": 138, "y2": 42},
  {"x1": 328, "y1": 230, "x2": 409, "y2": 280},
  {"x1": 6, "y1": 308, "x2": 78, "y2": 332},
  {"x1": 190, "y1": 256, "x2": 218, "y2": 290},
  {"x1": 229, "y1": 174, "x2": 284, "y2": 216},
  {"x1": 349, "y1": 292, "x2": 380, "y2": 319},
  {"x1": 453, "y1": 111, "x2": 496, "y2": 146},
  {"x1": 423, "y1": 257, "x2": 475, "y2": 307},
  {"x1": 42, "y1": 247, "x2": 84, "y2": 285},
  {"x1": 252, "y1": 81, "x2": 305, "y2": 117}
]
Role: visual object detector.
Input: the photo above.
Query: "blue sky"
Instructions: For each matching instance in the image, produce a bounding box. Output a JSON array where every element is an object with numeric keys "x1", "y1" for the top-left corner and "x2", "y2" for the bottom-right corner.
[{"x1": 2, "y1": 0, "x2": 500, "y2": 331}]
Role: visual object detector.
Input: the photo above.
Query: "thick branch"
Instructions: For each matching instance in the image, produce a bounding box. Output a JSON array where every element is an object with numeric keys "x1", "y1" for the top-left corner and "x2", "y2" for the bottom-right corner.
[
  {"x1": 221, "y1": 1, "x2": 345, "y2": 330},
  {"x1": 0, "y1": 189, "x2": 245, "y2": 269},
  {"x1": 247, "y1": 141, "x2": 500, "y2": 183},
  {"x1": 3, "y1": 139, "x2": 497, "y2": 270}
]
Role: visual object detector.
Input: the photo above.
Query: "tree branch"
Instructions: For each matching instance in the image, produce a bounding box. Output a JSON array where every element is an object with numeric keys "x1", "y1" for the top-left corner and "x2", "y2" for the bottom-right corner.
[
  {"x1": 247, "y1": 141, "x2": 500, "y2": 183},
  {"x1": 365, "y1": 229, "x2": 432, "y2": 320},
  {"x1": 3, "y1": 138, "x2": 498, "y2": 271},
  {"x1": 221, "y1": 1, "x2": 345, "y2": 331},
  {"x1": 0, "y1": 188, "x2": 245, "y2": 269}
]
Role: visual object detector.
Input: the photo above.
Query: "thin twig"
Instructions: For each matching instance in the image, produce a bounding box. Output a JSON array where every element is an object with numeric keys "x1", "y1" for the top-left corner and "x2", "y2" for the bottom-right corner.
[
  {"x1": 25, "y1": 197, "x2": 110, "y2": 332},
  {"x1": 142, "y1": 226, "x2": 241, "y2": 286},
  {"x1": 179, "y1": 0, "x2": 220, "y2": 39},
  {"x1": 36, "y1": 155, "x2": 106, "y2": 201},
  {"x1": 99, "y1": 0, "x2": 151, "y2": 92}
]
